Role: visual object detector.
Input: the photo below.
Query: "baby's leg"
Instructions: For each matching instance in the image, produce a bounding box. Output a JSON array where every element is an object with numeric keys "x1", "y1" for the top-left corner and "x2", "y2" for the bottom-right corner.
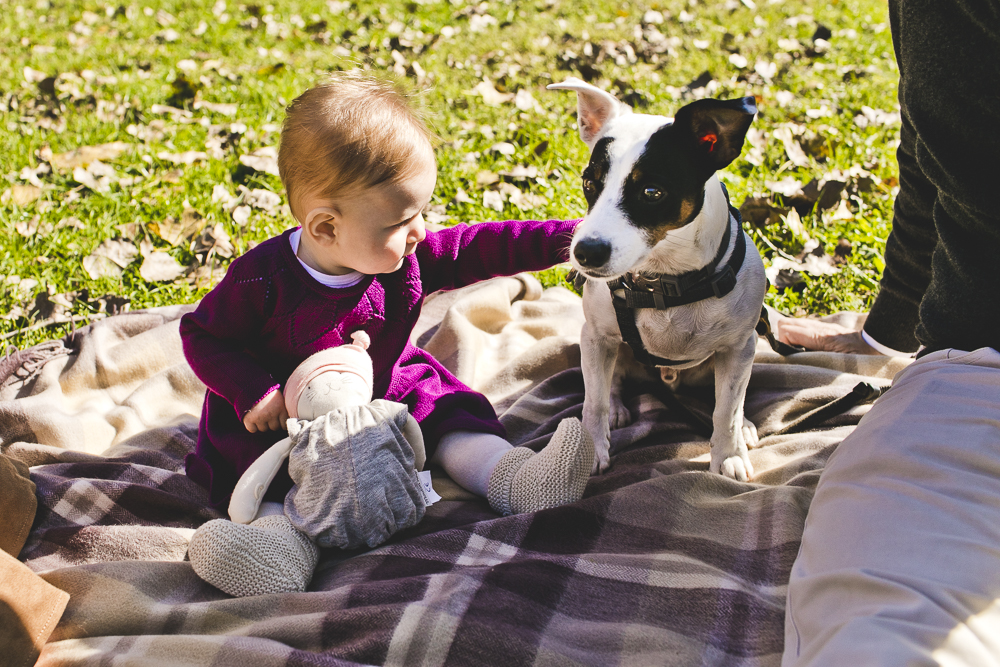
[
  {"x1": 435, "y1": 418, "x2": 594, "y2": 516},
  {"x1": 433, "y1": 431, "x2": 512, "y2": 497}
]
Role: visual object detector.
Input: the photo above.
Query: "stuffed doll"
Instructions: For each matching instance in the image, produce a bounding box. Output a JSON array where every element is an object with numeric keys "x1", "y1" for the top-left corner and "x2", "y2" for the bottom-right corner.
[{"x1": 188, "y1": 332, "x2": 428, "y2": 597}]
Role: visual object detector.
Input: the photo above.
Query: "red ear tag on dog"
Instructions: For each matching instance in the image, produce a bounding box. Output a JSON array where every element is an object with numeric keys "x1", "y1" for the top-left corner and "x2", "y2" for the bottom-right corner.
[{"x1": 699, "y1": 133, "x2": 718, "y2": 152}]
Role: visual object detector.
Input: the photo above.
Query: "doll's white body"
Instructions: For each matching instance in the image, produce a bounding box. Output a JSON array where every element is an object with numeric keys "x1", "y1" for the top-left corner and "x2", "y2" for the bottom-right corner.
[{"x1": 229, "y1": 370, "x2": 424, "y2": 525}]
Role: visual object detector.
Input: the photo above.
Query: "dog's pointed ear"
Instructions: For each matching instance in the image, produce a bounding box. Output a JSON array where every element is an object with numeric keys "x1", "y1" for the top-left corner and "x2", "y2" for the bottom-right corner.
[
  {"x1": 547, "y1": 77, "x2": 628, "y2": 147},
  {"x1": 673, "y1": 96, "x2": 757, "y2": 173}
]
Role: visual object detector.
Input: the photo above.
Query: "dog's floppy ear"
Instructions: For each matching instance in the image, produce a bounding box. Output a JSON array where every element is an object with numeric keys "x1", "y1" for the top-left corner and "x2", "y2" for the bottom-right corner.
[
  {"x1": 547, "y1": 77, "x2": 628, "y2": 147},
  {"x1": 673, "y1": 96, "x2": 757, "y2": 173}
]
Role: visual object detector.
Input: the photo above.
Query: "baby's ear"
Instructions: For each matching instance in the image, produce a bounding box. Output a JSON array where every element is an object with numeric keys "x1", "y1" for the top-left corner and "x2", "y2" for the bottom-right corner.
[{"x1": 303, "y1": 207, "x2": 338, "y2": 244}]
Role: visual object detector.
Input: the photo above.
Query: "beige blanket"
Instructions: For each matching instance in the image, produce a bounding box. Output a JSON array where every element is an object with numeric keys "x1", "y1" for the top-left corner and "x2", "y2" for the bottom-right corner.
[{"x1": 0, "y1": 275, "x2": 910, "y2": 666}]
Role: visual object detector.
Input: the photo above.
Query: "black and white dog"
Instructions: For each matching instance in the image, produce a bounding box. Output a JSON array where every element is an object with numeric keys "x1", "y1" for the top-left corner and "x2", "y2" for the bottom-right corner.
[{"x1": 548, "y1": 78, "x2": 766, "y2": 480}]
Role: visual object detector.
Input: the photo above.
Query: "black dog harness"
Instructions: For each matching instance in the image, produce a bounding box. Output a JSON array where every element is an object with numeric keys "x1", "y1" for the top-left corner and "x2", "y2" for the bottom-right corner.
[{"x1": 605, "y1": 184, "x2": 747, "y2": 367}]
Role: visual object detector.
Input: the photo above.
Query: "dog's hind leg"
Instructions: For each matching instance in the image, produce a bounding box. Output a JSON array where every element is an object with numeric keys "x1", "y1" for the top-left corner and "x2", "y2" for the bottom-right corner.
[
  {"x1": 709, "y1": 333, "x2": 757, "y2": 481},
  {"x1": 580, "y1": 321, "x2": 619, "y2": 474}
]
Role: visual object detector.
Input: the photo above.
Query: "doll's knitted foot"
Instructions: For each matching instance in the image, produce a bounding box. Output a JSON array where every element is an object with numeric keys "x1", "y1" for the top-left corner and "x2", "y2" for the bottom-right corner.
[
  {"x1": 487, "y1": 417, "x2": 594, "y2": 516},
  {"x1": 188, "y1": 515, "x2": 319, "y2": 597}
]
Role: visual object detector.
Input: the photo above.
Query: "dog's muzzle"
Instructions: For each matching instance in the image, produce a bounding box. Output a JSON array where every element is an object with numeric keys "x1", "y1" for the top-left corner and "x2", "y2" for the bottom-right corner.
[{"x1": 572, "y1": 237, "x2": 612, "y2": 270}]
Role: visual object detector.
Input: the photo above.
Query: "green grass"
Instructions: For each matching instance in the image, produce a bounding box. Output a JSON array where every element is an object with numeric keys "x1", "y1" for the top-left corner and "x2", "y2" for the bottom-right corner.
[{"x1": 0, "y1": 0, "x2": 896, "y2": 349}]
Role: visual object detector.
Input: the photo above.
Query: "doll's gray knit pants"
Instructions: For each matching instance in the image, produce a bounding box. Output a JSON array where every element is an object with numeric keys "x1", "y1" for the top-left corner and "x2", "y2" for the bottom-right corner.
[{"x1": 283, "y1": 399, "x2": 426, "y2": 550}]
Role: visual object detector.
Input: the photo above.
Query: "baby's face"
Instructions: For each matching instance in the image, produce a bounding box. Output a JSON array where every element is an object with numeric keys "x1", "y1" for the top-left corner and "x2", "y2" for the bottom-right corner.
[
  {"x1": 297, "y1": 160, "x2": 437, "y2": 276},
  {"x1": 297, "y1": 371, "x2": 372, "y2": 419}
]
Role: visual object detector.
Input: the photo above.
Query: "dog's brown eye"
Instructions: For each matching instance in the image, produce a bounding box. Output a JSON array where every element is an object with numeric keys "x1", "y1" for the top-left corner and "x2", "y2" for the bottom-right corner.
[
  {"x1": 642, "y1": 186, "x2": 664, "y2": 202},
  {"x1": 582, "y1": 178, "x2": 597, "y2": 195}
]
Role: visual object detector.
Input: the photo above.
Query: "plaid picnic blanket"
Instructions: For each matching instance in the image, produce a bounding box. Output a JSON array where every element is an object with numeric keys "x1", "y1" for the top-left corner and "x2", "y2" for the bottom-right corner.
[{"x1": 0, "y1": 275, "x2": 911, "y2": 666}]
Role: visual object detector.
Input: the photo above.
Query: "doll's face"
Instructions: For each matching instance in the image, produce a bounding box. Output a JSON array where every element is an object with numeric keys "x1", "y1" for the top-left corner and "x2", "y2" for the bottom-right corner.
[{"x1": 296, "y1": 371, "x2": 372, "y2": 420}]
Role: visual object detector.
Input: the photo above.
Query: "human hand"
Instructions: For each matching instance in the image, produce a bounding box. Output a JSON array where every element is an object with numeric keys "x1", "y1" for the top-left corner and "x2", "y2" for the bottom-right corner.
[
  {"x1": 772, "y1": 315, "x2": 883, "y2": 355},
  {"x1": 243, "y1": 389, "x2": 289, "y2": 433}
]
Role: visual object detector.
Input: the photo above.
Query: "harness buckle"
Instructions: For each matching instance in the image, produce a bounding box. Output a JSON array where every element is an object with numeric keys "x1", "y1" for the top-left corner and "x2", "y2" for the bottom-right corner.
[
  {"x1": 658, "y1": 275, "x2": 682, "y2": 298},
  {"x1": 710, "y1": 265, "x2": 737, "y2": 298}
]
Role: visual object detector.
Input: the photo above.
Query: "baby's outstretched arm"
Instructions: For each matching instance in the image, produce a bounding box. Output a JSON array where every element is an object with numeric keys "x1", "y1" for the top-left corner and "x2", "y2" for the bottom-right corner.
[
  {"x1": 417, "y1": 219, "x2": 579, "y2": 294},
  {"x1": 243, "y1": 389, "x2": 289, "y2": 433}
]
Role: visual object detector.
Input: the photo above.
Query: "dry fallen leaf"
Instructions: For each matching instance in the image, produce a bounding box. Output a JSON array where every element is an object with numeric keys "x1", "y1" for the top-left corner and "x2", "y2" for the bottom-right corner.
[
  {"x1": 212, "y1": 183, "x2": 237, "y2": 206},
  {"x1": 23, "y1": 66, "x2": 48, "y2": 83},
  {"x1": 194, "y1": 100, "x2": 239, "y2": 116},
  {"x1": 192, "y1": 223, "x2": 234, "y2": 259},
  {"x1": 139, "y1": 251, "x2": 185, "y2": 282},
  {"x1": 483, "y1": 190, "x2": 504, "y2": 212},
  {"x1": 830, "y1": 199, "x2": 854, "y2": 221},
  {"x1": 245, "y1": 188, "x2": 281, "y2": 212},
  {"x1": 765, "y1": 254, "x2": 839, "y2": 286},
  {"x1": 49, "y1": 141, "x2": 131, "y2": 172},
  {"x1": 490, "y1": 142, "x2": 516, "y2": 156},
  {"x1": 514, "y1": 89, "x2": 540, "y2": 112},
  {"x1": 740, "y1": 197, "x2": 790, "y2": 227},
  {"x1": 472, "y1": 79, "x2": 514, "y2": 106},
  {"x1": 424, "y1": 205, "x2": 450, "y2": 225},
  {"x1": 157, "y1": 151, "x2": 209, "y2": 165},
  {"x1": 15, "y1": 216, "x2": 41, "y2": 236},
  {"x1": 500, "y1": 165, "x2": 540, "y2": 181},
  {"x1": 772, "y1": 126, "x2": 810, "y2": 168},
  {"x1": 127, "y1": 120, "x2": 169, "y2": 143},
  {"x1": 83, "y1": 238, "x2": 138, "y2": 279},
  {"x1": 238, "y1": 148, "x2": 279, "y2": 176},
  {"x1": 4, "y1": 275, "x2": 40, "y2": 301},
  {"x1": 744, "y1": 128, "x2": 768, "y2": 167},
  {"x1": 765, "y1": 177, "x2": 804, "y2": 198},
  {"x1": 232, "y1": 205, "x2": 251, "y2": 226},
  {"x1": 5, "y1": 185, "x2": 42, "y2": 207},
  {"x1": 780, "y1": 208, "x2": 807, "y2": 239},
  {"x1": 505, "y1": 188, "x2": 547, "y2": 211},
  {"x1": 98, "y1": 238, "x2": 138, "y2": 268},
  {"x1": 116, "y1": 222, "x2": 141, "y2": 240},
  {"x1": 834, "y1": 237, "x2": 853, "y2": 264},
  {"x1": 156, "y1": 209, "x2": 206, "y2": 245},
  {"x1": 476, "y1": 170, "x2": 500, "y2": 187},
  {"x1": 186, "y1": 262, "x2": 228, "y2": 288},
  {"x1": 72, "y1": 160, "x2": 118, "y2": 192},
  {"x1": 57, "y1": 216, "x2": 86, "y2": 230},
  {"x1": 149, "y1": 105, "x2": 192, "y2": 119}
]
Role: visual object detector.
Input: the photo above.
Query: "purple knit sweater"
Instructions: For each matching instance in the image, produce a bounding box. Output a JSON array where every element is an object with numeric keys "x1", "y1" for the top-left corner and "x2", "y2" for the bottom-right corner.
[{"x1": 181, "y1": 219, "x2": 577, "y2": 508}]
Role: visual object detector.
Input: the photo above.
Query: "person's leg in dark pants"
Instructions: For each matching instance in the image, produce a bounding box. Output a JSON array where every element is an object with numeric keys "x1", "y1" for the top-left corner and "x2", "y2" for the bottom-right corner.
[{"x1": 784, "y1": 1, "x2": 1000, "y2": 663}]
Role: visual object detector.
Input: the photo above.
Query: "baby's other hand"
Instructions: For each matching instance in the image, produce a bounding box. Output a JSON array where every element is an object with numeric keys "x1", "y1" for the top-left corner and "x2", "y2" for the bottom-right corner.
[{"x1": 244, "y1": 390, "x2": 289, "y2": 433}]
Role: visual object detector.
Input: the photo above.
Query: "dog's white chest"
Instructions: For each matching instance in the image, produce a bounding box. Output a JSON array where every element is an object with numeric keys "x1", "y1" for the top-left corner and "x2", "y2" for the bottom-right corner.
[{"x1": 633, "y1": 301, "x2": 722, "y2": 363}]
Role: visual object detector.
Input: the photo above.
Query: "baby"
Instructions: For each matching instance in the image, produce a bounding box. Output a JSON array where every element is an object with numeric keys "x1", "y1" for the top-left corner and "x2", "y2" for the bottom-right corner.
[{"x1": 180, "y1": 72, "x2": 592, "y2": 593}]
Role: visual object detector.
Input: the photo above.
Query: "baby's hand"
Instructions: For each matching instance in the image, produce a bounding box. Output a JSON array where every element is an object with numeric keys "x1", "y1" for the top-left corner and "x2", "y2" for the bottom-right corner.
[{"x1": 244, "y1": 389, "x2": 289, "y2": 433}]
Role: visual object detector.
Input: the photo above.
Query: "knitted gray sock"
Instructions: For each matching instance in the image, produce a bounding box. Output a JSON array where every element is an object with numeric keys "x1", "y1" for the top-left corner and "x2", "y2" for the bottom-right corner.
[
  {"x1": 487, "y1": 417, "x2": 594, "y2": 516},
  {"x1": 188, "y1": 514, "x2": 319, "y2": 597}
]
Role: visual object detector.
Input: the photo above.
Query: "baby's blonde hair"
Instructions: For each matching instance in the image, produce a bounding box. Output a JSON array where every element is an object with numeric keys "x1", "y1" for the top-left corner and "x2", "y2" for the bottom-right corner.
[{"x1": 278, "y1": 72, "x2": 434, "y2": 221}]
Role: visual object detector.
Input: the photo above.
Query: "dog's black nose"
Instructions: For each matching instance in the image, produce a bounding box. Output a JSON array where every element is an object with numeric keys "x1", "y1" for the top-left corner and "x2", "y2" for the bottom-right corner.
[{"x1": 573, "y1": 238, "x2": 612, "y2": 268}]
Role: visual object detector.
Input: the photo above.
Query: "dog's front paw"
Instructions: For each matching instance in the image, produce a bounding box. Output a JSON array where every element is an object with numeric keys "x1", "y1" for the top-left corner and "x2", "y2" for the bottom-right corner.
[
  {"x1": 716, "y1": 454, "x2": 753, "y2": 481},
  {"x1": 709, "y1": 432, "x2": 754, "y2": 482},
  {"x1": 742, "y1": 418, "x2": 760, "y2": 449}
]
